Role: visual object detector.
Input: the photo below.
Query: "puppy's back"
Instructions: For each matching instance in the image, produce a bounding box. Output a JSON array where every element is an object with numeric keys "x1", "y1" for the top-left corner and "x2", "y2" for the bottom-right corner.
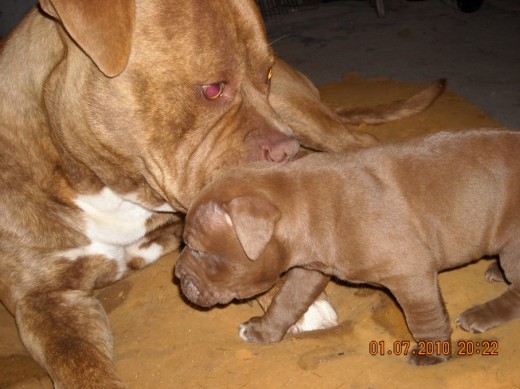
[{"x1": 281, "y1": 129, "x2": 520, "y2": 270}]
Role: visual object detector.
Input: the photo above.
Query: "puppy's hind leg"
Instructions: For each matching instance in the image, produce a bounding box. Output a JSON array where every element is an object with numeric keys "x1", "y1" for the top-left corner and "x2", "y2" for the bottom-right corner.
[
  {"x1": 16, "y1": 289, "x2": 126, "y2": 389},
  {"x1": 457, "y1": 241, "x2": 520, "y2": 333},
  {"x1": 387, "y1": 271, "x2": 452, "y2": 366}
]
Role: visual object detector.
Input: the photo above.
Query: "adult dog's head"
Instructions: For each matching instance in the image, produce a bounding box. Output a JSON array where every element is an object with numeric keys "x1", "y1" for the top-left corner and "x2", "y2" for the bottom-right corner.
[{"x1": 38, "y1": 0, "x2": 299, "y2": 211}]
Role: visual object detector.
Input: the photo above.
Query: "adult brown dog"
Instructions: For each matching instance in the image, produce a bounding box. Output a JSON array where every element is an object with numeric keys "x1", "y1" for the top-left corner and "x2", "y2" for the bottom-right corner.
[
  {"x1": 0, "y1": 0, "x2": 445, "y2": 386},
  {"x1": 175, "y1": 129, "x2": 520, "y2": 366}
]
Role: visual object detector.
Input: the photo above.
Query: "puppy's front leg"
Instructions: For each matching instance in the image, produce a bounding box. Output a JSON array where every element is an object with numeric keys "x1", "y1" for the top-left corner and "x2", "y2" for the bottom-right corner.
[
  {"x1": 16, "y1": 289, "x2": 126, "y2": 388},
  {"x1": 387, "y1": 272, "x2": 452, "y2": 366},
  {"x1": 239, "y1": 267, "x2": 330, "y2": 343}
]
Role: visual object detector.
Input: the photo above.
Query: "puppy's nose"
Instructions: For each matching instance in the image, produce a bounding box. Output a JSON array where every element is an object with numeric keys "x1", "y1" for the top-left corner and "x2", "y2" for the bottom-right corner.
[
  {"x1": 263, "y1": 136, "x2": 300, "y2": 163},
  {"x1": 181, "y1": 278, "x2": 200, "y2": 302}
]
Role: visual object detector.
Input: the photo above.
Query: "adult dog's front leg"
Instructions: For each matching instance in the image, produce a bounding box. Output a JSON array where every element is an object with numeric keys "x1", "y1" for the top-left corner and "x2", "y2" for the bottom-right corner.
[
  {"x1": 240, "y1": 268, "x2": 331, "y2": 343},
  {"x1": 126, "y1": 213, "x2": 184, "y2": 270},
  {"x1": 16, "y1": 289, "x2": 125, "y2": 389}
]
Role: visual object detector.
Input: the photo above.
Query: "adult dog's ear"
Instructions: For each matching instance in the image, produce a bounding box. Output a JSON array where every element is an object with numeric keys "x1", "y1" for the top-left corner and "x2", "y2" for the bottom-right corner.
[
  {"x1": 225, "y1": 196, "x2": 281, "y2": 261},
  {"x1": 39, "y1": 0, "x2": 135, "y2": 77}
]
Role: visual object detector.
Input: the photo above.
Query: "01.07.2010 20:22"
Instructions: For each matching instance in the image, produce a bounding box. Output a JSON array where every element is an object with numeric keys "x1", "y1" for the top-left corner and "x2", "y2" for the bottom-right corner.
[{"x1": 368, "y1": 340, "x2": 499, "y2": 357}]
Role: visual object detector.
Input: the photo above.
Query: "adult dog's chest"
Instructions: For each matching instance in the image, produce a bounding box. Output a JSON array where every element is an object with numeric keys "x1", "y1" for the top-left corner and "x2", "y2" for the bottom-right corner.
[
  {"x1": 60, "y1": 187, "x2": 170, "y2": 278},
  {"x1": 76, "y1": 187, "x2": 153, "y2": 245}
]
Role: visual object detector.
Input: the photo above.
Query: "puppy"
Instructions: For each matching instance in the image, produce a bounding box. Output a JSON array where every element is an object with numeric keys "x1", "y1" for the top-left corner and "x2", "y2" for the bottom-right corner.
[{"x1": 175, "y1": 129, "x2": 520, "y2": 366}]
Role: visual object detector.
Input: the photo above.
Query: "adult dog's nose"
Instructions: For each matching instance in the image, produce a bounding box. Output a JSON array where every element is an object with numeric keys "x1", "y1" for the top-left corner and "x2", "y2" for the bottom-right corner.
[
  {"x1": 246, "y1": 129, "x2": 300, "y2": 162},
  {"x1": 248, "y1": 129, "x2": 300, "y2": 163},
  {"x1": 263, "y1": 135, "x2": 300, "y2": 162}
]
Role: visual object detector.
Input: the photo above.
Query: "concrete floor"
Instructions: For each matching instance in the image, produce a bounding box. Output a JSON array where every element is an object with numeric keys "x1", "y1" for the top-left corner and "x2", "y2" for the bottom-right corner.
[{"x1": 265, "y1": 0, "x2": 520, "y2": 128}]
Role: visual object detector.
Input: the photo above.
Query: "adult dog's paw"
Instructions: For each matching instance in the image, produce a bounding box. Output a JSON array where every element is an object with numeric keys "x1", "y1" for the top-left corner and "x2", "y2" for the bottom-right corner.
[
  {"x1": 238, "y1": 317, "x2": 285, "y2": 344},
  {"x1": 288, "y1": 299, "x2": 338, "y2": 334}
]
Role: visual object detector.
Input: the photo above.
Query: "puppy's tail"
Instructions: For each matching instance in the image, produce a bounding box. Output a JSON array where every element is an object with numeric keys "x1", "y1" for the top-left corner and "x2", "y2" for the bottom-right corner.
[{"x1": 336, "y1": 79, "x2": 446, "y2": 125}]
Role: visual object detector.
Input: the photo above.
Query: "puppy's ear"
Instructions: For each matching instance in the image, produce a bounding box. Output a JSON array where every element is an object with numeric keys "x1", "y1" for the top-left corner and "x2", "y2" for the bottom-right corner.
[
  {"x1": 39, "y1": 0, "x2": 135, "y2": 77},
  {"x1": 225, "y1": 196, "x2": 281, "y2": 261}
]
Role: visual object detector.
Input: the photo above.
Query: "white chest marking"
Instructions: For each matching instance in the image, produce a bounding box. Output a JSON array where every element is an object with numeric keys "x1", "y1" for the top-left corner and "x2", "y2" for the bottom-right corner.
[
  {"x1": 75, "y1": 187, "x2": 153, "y2": 246},
  {"x1": 59, "y1": 187, "x2": 172, "y2": 277}
]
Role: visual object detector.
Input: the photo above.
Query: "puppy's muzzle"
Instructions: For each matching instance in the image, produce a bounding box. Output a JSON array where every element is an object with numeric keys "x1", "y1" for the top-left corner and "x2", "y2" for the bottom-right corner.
[
  {"x1": 180, "y1": 278, "x2": 200, "y2": 303},
  {"x1": 175, "y1": 261, "x2": 200, "y2": 303}
]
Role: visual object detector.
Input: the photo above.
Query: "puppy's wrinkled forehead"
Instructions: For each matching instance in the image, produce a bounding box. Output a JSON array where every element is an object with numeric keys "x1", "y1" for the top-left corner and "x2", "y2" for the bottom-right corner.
[
  {"x1": 185, "y1": 200, "x2": 232, "y2": 248},
  {"x1": 135, "y1": 0, "x2": 273, "y2": 78}
]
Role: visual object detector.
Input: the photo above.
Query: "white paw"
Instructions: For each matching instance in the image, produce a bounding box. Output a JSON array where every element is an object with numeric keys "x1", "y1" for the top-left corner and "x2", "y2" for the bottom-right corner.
[
  {"x1": 238, "y1": 324, "x2": 248, "y2": 341},
  {"x1": 288, "y1": 299, "x2": 338, "y2": 334},
  {"x1": 125, "y1": 241, "x2": 163, "y2": 265}
]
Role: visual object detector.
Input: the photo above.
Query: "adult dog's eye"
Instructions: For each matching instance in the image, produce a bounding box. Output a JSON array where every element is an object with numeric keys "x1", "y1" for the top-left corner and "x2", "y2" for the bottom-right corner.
[
  {"x1": 267, "y1": 67, "x2": 273, "y2": 84},
  {"x1": 202, "y1": 82, "x2": 225, "y2": 99}
]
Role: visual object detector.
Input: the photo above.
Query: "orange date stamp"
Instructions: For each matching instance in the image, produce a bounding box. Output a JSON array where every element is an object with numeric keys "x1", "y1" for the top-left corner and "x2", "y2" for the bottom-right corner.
[{"x1": 368, "y1": 340, "x2": 499, "y2": 356}]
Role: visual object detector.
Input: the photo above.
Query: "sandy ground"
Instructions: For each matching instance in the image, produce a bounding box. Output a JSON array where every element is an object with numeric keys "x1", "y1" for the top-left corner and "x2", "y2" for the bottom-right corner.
[{"x1": 1, "y1": 77, "x2": 518, "y2": 389}]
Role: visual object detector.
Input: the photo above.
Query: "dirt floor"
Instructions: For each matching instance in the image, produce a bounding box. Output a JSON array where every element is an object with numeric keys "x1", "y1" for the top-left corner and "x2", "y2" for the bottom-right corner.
[{"x1": 1, "y1": 77, "x2": 518, "y2": 389}]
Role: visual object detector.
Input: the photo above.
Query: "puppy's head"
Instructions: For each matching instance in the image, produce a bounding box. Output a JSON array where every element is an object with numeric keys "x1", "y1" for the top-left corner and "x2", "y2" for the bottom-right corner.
[
  {"x1": 40, "y1": 0, "x2": 299, "y2": 210},
  {"x1": 175, "y1": 194, "x2": 286, "y2": 308}
]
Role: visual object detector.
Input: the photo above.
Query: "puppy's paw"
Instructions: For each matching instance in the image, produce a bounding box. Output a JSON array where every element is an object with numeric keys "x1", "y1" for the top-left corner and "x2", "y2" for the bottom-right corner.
[
  {"x1": 456, "y1": 305, "x2": 497, "y2": 333},
  {"x1": 407, "y1": 345, "x2": 451, "y2": 366},
  {"x1": 288, "y1": 299, "x2": 338, "y2": 334},
  {"x1": 239, "y1": 317, "x2": 285, "y2": 344}
]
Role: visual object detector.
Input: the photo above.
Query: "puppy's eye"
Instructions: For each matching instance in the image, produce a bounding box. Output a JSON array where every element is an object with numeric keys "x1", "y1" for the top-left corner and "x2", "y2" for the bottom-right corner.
[
  {"x1": 188, "y1": 246, "x2": 204, "y2": 257},
  {"x1": 202, "y1": 82, "x2": 225, "y2": 100}
]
